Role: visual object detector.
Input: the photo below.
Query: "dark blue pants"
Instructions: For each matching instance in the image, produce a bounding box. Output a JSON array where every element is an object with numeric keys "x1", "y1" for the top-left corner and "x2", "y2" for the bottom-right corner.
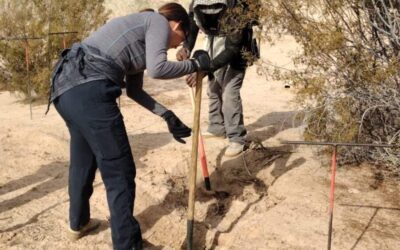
[{"x1": 54, "y1": 80, "x2": 142, "y2": 250}]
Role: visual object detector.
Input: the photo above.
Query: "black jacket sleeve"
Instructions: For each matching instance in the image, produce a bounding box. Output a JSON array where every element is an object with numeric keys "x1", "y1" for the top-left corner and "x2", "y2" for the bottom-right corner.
[
  {"x1": 125, "y1": 73, "x2": 168, "y2": 116},
  {"x1": 184, "y1": 8, "x2": 199, "y2": 52},
  {"x1": 210, "y1": 30, "x2": 243, "y2": 72}
]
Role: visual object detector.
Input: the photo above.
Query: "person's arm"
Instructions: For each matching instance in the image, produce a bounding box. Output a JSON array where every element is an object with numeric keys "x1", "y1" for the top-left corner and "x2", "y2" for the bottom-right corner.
[
  {"x1": 185, "y1": 7, "x2": 199, "y2": 52},
  {"x1": 145, "y1": 13, "x2": 195, "y2": 79},
  {"x1": 184, "y1": 31, "x2": 243, "y2": 87},
  {"x1": 125, "y1": 73, "x2": 168, "y2": 117},
  {"x1": 126, "y1": 72, "x2": 192, "y2": 144},
  {"x1": 209, "y1": 31, "x2": 243, "y2": 71}
]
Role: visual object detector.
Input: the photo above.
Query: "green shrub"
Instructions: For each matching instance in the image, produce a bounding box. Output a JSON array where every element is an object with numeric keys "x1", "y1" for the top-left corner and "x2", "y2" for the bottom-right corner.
[{"x1": 0, "y1": 0, "x2": 109, "y2": 99}]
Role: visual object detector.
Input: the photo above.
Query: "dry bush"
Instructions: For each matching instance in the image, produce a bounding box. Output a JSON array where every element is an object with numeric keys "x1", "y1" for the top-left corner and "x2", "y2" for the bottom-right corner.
[
  {"x1": 0, "y1": 0, "x2": 109, "y2": 99},
  {"x1": 252, "y1": 0, "x2": 400, "y2": 172}
]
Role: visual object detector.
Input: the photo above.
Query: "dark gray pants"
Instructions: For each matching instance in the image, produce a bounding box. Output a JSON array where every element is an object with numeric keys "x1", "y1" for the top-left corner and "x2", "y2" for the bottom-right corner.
[
  {"x1": 54, "y1": 80, "x2": 142, "y2": 250},
  {"x1": 207, "y1": 66, "x2": 247, "y2": 144}
]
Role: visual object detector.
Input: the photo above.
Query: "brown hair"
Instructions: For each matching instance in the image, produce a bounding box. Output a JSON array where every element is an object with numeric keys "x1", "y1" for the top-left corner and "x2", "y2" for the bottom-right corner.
[{"x1": 158, "y1": 3, "x2": 190, "y2": 37}]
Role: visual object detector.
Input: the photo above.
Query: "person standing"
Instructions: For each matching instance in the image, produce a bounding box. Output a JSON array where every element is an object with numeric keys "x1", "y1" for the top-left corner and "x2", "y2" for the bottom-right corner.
[
  {"x1": 177, "y1": 0, "x2": 259, "y2": 157},
  {"x1": 48, "y1": 3, "x2": 210, "y2": 250}
]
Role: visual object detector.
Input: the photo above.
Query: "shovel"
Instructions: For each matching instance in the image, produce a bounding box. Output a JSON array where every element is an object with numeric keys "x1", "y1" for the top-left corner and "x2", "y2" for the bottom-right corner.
[{"x1": 187, "y1": 72, "x2": 204, "y2": 250}]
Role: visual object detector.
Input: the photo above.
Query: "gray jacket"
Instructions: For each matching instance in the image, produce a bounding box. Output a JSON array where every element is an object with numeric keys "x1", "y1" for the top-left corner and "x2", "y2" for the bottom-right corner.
[{"x1": 50, "y1": 12, "x2": 195, "y2": 115}]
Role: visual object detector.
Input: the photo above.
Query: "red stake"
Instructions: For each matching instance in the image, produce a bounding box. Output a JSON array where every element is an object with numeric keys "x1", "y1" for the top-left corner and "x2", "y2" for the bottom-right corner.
[
  {"x1": 198, "y1": 132, "x2": 211, "y2": 190},
  {"x1": 63, "y1": 36, "x2": 66, "y2": 49},
  {"x1": 281, "y1": 141, "x2": 396, "y2": 250},
  {"x1": 327, "y1": 145, "x2": 337, "y2": 250},
  {"x1": 24, "y1": 40, "x2": 33, "y2": 120}
]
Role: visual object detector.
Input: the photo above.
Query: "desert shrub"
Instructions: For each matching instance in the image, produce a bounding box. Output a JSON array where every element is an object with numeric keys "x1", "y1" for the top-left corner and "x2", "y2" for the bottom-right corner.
[
  {"x1": 252, "y1": 0, "x2": 400, "y2": 171},
  {"x1": 0, "y1": 0, "x2": 109, "y2": 99}
]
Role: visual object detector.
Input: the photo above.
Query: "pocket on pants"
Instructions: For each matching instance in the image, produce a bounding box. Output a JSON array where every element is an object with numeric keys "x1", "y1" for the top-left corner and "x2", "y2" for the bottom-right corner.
[
  {"x1": 91, "y1": 116, "x2": 129, "y2": 160},
  {"x1": 100, "y1": 82, "x2": 122, "y2": 101}
]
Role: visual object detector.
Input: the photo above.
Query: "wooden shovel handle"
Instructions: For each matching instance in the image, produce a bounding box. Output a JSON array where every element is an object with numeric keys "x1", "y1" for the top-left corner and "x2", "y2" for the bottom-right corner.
[{"x1": 187, "y1": 72, "x2": 204, "y2": 250}]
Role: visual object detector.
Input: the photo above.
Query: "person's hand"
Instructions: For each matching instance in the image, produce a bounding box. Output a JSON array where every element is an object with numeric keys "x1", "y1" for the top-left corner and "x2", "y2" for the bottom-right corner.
[
  {"x1": 185, "y1": 72, "x2": 202, "y2": 87},
  {"x1": 162, "y1": 110, "x2": 192, "y2": 144},
  {"x1": 191, "y1": 50, "x2": 211, "y2": 72},
  {"x1": 186, "y1": 72, "x2": 210, "y2": 87},
  {"x1": 176, "y1": 47, "x2": 190, "y2": 61},
  {"x1": 186, "y1": 73, "x2": 197, "y2": 87}
]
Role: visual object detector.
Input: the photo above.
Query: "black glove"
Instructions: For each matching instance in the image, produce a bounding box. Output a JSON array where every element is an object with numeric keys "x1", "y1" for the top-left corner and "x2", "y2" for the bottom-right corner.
[
  {"x1": 162, "y1": 110, "x2": 192, "y2": 144},
  {"x1": 191, "y1": 50, "x2": 211, "y2": 72}
]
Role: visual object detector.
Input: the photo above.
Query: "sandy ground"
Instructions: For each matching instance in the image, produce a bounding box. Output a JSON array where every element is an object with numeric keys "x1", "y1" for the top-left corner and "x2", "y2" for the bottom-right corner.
[{"x1": 1, "y1": 25, "x2": 400, "y2": 250}]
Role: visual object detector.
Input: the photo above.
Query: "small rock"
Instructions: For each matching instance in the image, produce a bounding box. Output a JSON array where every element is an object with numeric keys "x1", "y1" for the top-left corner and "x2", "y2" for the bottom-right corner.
[{"x1": 348, "y1": 188, "x2": 360, "y2": 194}]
